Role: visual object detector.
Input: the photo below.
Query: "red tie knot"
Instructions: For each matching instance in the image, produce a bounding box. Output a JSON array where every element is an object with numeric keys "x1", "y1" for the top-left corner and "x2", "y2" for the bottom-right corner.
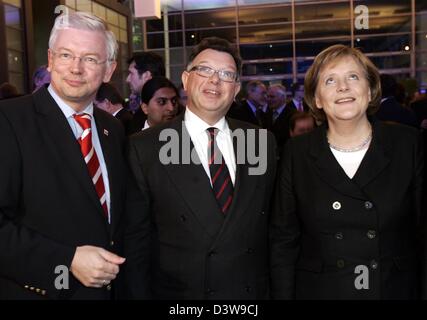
[{"x1": 73, "y1": 113, "x2": 92, "y2": 130}]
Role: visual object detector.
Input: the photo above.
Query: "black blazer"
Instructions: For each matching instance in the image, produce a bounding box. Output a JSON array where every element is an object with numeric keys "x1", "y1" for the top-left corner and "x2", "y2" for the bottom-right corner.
[
  {"x1": 271, "y1": 121, "x2": 426, "y2": 299},
  {"x1": 126, "y1": 114, "x2": 277, "y2": 299},
  {"x1": 0, "y1": 87, "x2": 143, "y2": 300},
  {"x1": 115, "y1": 108, "x2": 134, "y2": 136},
  {"x1": 269, "y1": 106, "x2": 296, "y2": 153},
  {"x1": 227, "y1": 100, "x2": 270, "y2": 128}
]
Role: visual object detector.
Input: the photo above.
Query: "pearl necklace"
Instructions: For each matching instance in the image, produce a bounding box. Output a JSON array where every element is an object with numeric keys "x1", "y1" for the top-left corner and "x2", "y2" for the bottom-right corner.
[{"x1": 328, "y1": 132, "x2": 372, "y2": 153}]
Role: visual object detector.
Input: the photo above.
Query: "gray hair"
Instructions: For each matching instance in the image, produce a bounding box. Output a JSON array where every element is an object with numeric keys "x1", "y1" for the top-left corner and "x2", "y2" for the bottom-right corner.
[{"x1": 48, "y1": 11, "x2": 118, "y2": 62}]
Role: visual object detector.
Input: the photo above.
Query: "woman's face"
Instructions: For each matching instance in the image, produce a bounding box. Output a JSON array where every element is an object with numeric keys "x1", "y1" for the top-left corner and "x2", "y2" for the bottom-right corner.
[{"x1": 315, "y1": 55, "x2": 371, "y2": 123}]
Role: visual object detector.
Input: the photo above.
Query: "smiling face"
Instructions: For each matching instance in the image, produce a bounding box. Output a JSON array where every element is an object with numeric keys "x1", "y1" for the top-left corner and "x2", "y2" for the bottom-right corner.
[
  {"x1": 181, "y1": 49, "x2": 241, "y2": 124},
  {"x1": 47, "y1": 28, "x2": 116, "y2": 112},
  {"x1": 315, "y1": 55, "x2": 371, "y2": 124}
]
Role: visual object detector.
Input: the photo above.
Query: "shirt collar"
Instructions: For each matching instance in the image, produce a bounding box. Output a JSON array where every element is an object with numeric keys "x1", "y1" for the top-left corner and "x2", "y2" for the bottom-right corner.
[
  {"x1": 48, "y1": 84, "x2": 94, "y2": 119},
  {"x1": 274, "y1": 104, "x2": 286, "y2": 115},
  {"x1": 247, "y1": 99, "x2": 267, "y2": 113},
  {"x1": 184, "y1": 107, "x2": 229, "y2": 137}
]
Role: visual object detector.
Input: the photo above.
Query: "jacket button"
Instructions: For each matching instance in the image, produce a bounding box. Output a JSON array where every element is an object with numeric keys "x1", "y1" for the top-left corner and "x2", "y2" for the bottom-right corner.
[
  {"x1": 367, "y1": 230, "x2": 376, "y2": 239},
  {"x1": 370, "y1": 260, "x2": 378, "y2": 270},
  {"x1": 246, "y1": 248, "x2": 254, "y2": 254},
  {"x1": 260, "y1": 211, "x2": 265, "y2": 215},
  {"x1": 335, "y1": 232, "x2": 344, "y2": 240},
  {"x1": 110, "y1": 240, "x2": 114, "y2": 246},
  {"x1": 106, "y1": 284, "x2": 112, "y2": 291},
  {"x1": 332, "y1": 201, "x2": 341, "y2": 210},
  {"x1": 364, "y1": 201, "x2": 373, "y2": 210},
  {"x1": 337, "y1": 259, "x2": 345, "y2": 268},
  {"x1": 180, "y1": 215, "x2": 187, "y2": 222},
  {"x1": 208, "y1": 251, "x2": 217, "y2": 257},
  {"x1": 246, "y1": 286, "x2": 252, "y2": 293}
]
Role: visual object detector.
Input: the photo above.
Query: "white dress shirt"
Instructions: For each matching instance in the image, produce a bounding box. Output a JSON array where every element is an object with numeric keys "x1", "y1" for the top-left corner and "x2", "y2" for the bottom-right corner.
[
  {"x1": 330, "y1": 147, "x2": 368, "y2": 179},
  {"x1": 184, "y1": 108, "x2": 236, "y2": 186},
  {"x1": 48, "y1": 85, "x2": 111, "y2": 222}
]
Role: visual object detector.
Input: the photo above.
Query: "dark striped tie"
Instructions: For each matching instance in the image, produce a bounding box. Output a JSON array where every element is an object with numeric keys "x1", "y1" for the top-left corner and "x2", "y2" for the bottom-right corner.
[{"x1": 207, "y1": 127, "x2": 234, "y2": 214}]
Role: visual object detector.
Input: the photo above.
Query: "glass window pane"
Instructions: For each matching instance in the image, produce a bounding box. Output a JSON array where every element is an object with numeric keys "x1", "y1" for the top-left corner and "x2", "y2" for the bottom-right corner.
[
  {"x1": 369, "y1": 54, "x2": 411, "y2": 69},
  {"x1": 356, "y1": 0, "x2": 411, "y2": 15},
  {"x1": 417, "y1": 1, "x2": 427, "y2": 12},
  {"x1": 170, "y1": 65, "x2": 185, "y2": 87},
  {"x1": 148, "y1": 31, "x2": 183, "y2": 49},
  {"x1": 354, "y1": 16, "x2": 411, "y2": 35},
  {"x1": 76, "y1": 0, "x2": 91, "y2": 12},
  {"x1": 4, "y1": 4, "x2": 21, "y2": 29},
  {"x1": 355, "y1": 34, "x2": 411, "y2": 53},
  {"x1": 243, "y1": 61, "x2": 292, "y2": 77},
  {"x1": 240, "y1": 24, "x2": 292, "y2": 43},
  {"x1": 296, "y1": 38, "x2": 351, "y2": 60},
  {"x1": 240, "y1": 42, "x2": 293, "y2": 60},
  {"x1": 185, "y1": 9, "x2": 235, "y2": 29},
  {"x1": 169, "y1": 48, "x2": 185, "y2": 66},
  {"x1": 295, "y1": 20, "x2": 350, "y2": 39},
  {"x1": 106, "y1": 9, "x2": 119, "y2": 26},
  {"x1": 120, "y1": 29, "x2": 128, "y2": 44},
  {"x1": 185, "y1": 29, "x2": 236, "y2": 46},
  {"x1": 238, "y1": 5, "x2": 291, "y2": 26},
  {"x1": 416, "y1": 51, "x2": 427, "y2": 70},
  {"x1": 8, "y1": 49, "x2": 24, "y2": 72},
  {"x1": 119, "y1": 15, "x2": 127, "y2": 29},
  {"x1": 93, "y1": 2, "x2": 106, "y2": 20},
  {"x1": 416, "y1": 13, "x2": 427, "y2": 32},
  {"x1": 295, "y1": 2, "x2": 350, "y2": 21},
  {"x1": 8, "y1": 72, "x2": 24, "y2": 94},
  {"x1": 64, "y1": 0, "x2": 76, "y2": 9},
  {"x1": 147, "y1": 19, "x2": 163, "y2": 32},
  {"x1": 6, "y1": 27, "x2": 23, "y2": 51}
]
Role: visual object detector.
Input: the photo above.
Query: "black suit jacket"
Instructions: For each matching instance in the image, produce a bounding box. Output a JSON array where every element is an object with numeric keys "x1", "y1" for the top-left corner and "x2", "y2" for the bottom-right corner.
[
  {"x1": 126, "y1": 114, "x2": 277, "y2": 299},
  {"x1": 227, "y1": 100, "x2": 270, "y2": 128},
  {"x1": 376, "y1": 97, "x2": 418, "y2": 128},
  {"x1": 115, "y1": 108, "x2": 133, "y2": 136},
  {"x1": 271, "y1": 121, "x2": 426, "y2": 299},
  {"x1": 0, "y1": 87, "x2": 144, "y2": 300},
  {"x1": 269, "y1": 105, "x2": 296, "y2": 153}
]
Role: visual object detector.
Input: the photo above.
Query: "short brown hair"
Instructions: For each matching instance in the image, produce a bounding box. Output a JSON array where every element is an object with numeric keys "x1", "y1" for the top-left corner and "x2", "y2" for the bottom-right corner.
[
  {"x1": 187, "y1": 37, "x2": 242, "y2": 80},
  {"x1": 304, "y1": 44, "x2": 381, "y2": 122}
]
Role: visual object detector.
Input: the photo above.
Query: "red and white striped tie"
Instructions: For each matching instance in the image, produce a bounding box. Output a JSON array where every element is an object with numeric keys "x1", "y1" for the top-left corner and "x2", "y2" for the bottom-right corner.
[{"x1": 73, "y1": 113, "x2": 108, "y2": 218}]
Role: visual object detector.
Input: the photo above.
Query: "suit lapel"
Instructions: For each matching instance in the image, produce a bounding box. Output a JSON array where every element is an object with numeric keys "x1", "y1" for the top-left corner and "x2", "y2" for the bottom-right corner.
[
  {"x1": 160, "y1": 116, "x2": 224, "y2": 238},
  {"x1": 309, "y1": 124, "x2": 366, "y2": 200},
  {"x1": 94, "y1": 108, "x2": 119, "y2": 232},
  {"x1": 352, "y1": 121, "x2": 391, "y2": 188},
  {"x1": 33, "y1": 88, "x2": 109, "y2": 223}
]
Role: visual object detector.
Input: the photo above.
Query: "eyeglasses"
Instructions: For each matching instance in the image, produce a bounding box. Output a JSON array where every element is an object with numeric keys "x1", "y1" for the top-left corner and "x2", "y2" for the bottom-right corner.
[
  {"x1": 51, "y1": 50, "x2": 109, "y2": 68},
  {"x1": 188, "y1": 65, "x2": 238, "y2": 83}
]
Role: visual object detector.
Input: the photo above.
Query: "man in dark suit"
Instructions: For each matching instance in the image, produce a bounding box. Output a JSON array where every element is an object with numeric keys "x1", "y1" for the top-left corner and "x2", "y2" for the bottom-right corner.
[
  {"x1": 376, "y1": 74, "x2": 418, "y2": 128},
  {"x1": 0, "y1": 12, "x2": 146, "y2": 300},
  {"x1": 95, "y1": 82, "x2": 133, "y2": 135},
  {"x1": 126, "y1": 37, "x2": 277, "y2": 299},
  {"x1": 286, "y1": 83, "x2": 309, "y2": 112},
  {"x1": 267, "y1": 84, "x2": 296, "y2": 154},
  {"x1": 227, "y1": 80, "x2": 270, "y2": 128}
]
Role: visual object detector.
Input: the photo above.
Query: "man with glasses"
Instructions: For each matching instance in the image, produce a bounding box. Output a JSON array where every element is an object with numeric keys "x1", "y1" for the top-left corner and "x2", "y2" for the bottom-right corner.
[
  {"x1": 126, "y1": 37, "x2": 277, "y2": 299},
  {"x1": 0, "y1": 12, "x2": 146, "y2": 299}
]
